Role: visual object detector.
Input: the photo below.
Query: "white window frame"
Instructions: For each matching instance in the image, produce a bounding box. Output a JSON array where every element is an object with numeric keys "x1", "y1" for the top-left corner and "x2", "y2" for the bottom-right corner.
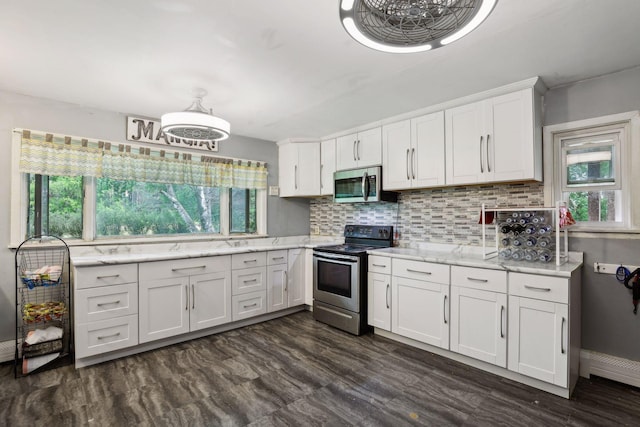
[
  {"x1": 10, "y1": 130, "x2": 268, "y2": 247},
  {"x1": 543, "y1": 111, "x2": 640, "y2": 233}
]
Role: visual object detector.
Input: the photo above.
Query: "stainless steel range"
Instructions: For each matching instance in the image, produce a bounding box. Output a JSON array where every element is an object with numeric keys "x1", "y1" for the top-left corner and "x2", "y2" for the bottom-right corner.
[{"x1": 313, "y1": 224, "x2": 393, "y2": 335}]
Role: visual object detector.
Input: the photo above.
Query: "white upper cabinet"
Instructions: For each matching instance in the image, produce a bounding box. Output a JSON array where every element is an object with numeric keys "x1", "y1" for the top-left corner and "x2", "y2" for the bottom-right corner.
[
  {"x1": 336, "y1": 127, "x2": 382, "y2": 171},
  {"x1": 445, "y1": 88, "x2": 541, "y2": 185},
  {"x1": 383, "y1": 111, "x2": 445, "y2": 190},
  {"x1": 278, "y1": 142, "x2": 321, "y2": 197},
  {"x1": 320, "y1": 139, "x2": 335, "y2": 196}
]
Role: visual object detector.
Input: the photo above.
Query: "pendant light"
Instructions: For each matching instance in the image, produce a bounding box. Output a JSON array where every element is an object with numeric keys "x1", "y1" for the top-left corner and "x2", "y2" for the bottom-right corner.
[
  {"x1": 161, "y1": 92, "x2": 230, "y2": 141},
  {"x1": 340, "y1": 0, "x2": 497, "y2": 54}
]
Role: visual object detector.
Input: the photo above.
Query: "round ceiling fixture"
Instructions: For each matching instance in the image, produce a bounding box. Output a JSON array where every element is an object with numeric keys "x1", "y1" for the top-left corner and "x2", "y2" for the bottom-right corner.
[
  {"x1": 161, "y1": 92, "x2": 230, "y2": 141},
  {"x1": 340, "y1": 0, "x2": 497, "y2": 53}
]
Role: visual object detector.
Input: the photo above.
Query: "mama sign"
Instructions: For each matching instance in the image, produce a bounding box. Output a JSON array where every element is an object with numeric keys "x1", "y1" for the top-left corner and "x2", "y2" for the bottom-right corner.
[{"x1": 126, "y1": 117, "x2": 218, "y2": 152}]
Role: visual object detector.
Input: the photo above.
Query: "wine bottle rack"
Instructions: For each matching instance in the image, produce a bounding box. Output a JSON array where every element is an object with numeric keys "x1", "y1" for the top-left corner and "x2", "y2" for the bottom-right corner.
[{"x1": 481, "y1": 202, "x2": 571, "y2": 266}]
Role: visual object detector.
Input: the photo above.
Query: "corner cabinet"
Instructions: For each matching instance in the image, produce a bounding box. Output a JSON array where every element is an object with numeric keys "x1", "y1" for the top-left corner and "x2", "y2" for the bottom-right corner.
[
  {"x1": 278, "y1": 141, "x2": 321, "y2": 197},
  {"x1": 335, "y1": 127, "x2": 382, "y2": 171},
  {"x1": 445, "y1": 88, "x2": 542, "y2": 185},
  {"x1": 139, "y1": 256, "x2": 231, "y2": 343},
  {"x1": 382, "y1": 111, "x2": 446, "y2": 190}
]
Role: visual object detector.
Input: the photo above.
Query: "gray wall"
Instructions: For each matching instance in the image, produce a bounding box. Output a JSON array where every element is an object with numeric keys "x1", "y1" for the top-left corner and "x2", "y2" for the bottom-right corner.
[
  {"x1": 544, "y1": 66, "x2": 640, "y2": 360},
  {"x1": 0, "y1": 91, "x2": 310, "y2": 341}
]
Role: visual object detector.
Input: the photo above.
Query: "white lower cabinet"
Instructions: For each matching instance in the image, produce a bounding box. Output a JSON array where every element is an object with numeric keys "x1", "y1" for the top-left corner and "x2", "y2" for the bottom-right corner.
[
  {"x1": 232, "y1": 290, "x2": 267, "y2": 320},
  {"x1": 139, "y1": 256, "x2": 231, "y2": 344},
  {"x1": 392, "y1": 273, "x2": 449, "y2": 349},
  {"x1": 368, "y1": 272, "x2": 391, "y2": 331},
  {"x1": 507, "y1": 272, "x2": 574, "y2": 388},
  {"x1": 287, "y1": 249, "x2": 305, "y2": 307},
  {"x1": 267, "y1": 250, "x2": 288, "y2": 312},
  {"x1": 450, "y1": 266, "x2": 507, "y2": 367},
  {"x1": 232, "y1": 253, "x2": 267, "y2": 321},
  {"x1": 74, "y1": 263, "x2": 140, "y2": 358}
]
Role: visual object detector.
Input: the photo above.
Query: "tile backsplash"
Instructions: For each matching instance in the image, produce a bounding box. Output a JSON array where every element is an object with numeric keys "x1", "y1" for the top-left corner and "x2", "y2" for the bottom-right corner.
[{"x1": 310, "y1": 182, "x2": 545, "y2": 247}]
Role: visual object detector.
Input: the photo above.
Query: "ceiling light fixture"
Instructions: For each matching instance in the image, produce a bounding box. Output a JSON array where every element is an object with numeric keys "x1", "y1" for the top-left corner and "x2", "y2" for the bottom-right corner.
[
  {"x1": 340, "y1": 0, "x2": 497, "y2": 54},
  {"x1": 161, "y1": 91, "x2": 230, "y2": 141}
]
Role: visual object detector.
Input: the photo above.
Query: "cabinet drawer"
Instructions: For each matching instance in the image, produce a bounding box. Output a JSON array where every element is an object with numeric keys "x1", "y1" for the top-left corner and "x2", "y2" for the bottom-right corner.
[
  {"x1": 75, "y1": 283, "x2": 138, "y2": 323},
  {"x1": 509, "y1": 273, "x2": 568, "y2": 304},
  {"x1": 451, "y1": 266, "x2": 507, "y2": 293},
  {"x1": 232, "y1": 252, "x2": 267, "y2": 269},
  {"x1": 232, "y1": 266, "x2": 267, "y2": 295},
  {"x1": 232, "y1": 290, "x2": 267, "y2": 321},
  {"x1": 369, "y1": 255, "x2": 391, "y2": 275},
  {"x1": 139, "y1": 256, "x2": 230, "y2": 281},
  {"x1": 392, "y1": 258, "x2": 449, "y2": 284},
  {"x1": 75, "y1": 314, "x2": 138, "y2": 358},
  {"x1": 75, "y1": 264, "x2": 138, "y2": 290},
  {"x1": 267, "y1": 250, "x2": 288, "y2": 265}
]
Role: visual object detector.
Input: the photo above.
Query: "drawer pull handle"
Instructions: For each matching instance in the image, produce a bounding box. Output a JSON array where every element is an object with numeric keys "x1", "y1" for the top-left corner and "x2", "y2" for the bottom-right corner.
[
  {"x1": 272, "y1": 256, "x2": 285, "y2": 261},
  {"x1": 96, "y1": 300, "x2": 121, "y2": 307},
  {"x1": 524, "y1": 285, "x2": 551, "y2": 292},
  {"x1": 96, "y1": 274, "x2": 120, "y2": 279},
  {"x1": 467, "y1": 277, "x2": 488, "y2": 283},
  {"x1": 172, "y1": 265, "x2": 206, "y2": 272},
  {"x1": 243, "y1": 303, "x2": 258, "y2": 309},
  {"x1": 97, "y1": 332, "x2": 121, "y2": 340},
  {"x1": 407, "y1": 269, "x2": 432, "y2": 275},
  {"x1": 243, "y1": 279, "x2": 258, "y2": 284},
  {"x1": 243, "y1": 259, "x2": 258, "y2": 263},
  {"x1": 372, "y1": 264, "x2": 387, "y2": 268}
]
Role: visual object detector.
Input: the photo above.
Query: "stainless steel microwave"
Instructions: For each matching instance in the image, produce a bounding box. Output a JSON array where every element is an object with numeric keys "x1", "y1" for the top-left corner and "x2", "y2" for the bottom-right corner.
[{"x1": 333, "y1": 166, "x2": 398, "y2": 203}]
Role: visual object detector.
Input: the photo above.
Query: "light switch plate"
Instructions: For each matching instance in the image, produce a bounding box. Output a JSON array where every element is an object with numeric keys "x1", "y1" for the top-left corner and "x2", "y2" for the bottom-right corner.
[{"x1": 269, "y1": 186, "x2": 279, "y2": 196}]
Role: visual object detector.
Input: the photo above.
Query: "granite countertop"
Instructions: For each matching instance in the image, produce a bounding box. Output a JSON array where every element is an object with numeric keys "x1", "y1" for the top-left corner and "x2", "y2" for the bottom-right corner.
[
  {"x1": 71, "y1": 237, "x2": 342, "y2": 267},
  {"x1": 368, "y1": 246, "x2": 583, "y2": 277}
]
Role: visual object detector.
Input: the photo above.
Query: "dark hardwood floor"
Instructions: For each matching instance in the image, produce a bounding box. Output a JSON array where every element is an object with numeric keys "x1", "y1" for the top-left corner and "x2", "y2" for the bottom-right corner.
[{"x1": 1, "y1": 311, "x2": 639, "y2": 426}]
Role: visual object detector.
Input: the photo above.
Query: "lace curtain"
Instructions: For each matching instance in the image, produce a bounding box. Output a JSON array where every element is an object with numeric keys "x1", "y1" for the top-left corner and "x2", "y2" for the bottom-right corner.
[{"x1": 18, "y1": 131, "x2": 268, "y2": 189}]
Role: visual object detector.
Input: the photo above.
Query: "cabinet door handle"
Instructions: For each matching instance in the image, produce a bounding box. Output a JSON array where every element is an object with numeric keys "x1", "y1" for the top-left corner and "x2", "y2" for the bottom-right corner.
[
  {"x1": 561, "y1": 317, "x2": 566, "y2": 354},
  {"x1": 407, "y1": 268, "x2": 432, "y2": 275},
  {"x1": 96, "y1": 300, "x2": 121, "y2": 307},
  {"x1": 185, "y1": 285, "x2": 189, "y2": 311},
  {"x1": 411, "y1": 148, "x2": 416, "y2": 179},
  {"x1": 486, "y1": 134, "x2": 491, "y2": 172},
  {"x1": 524, "y1": 285, "x2": 551, "y2": 292},
  {"x1": 244, "y1": 302, "x2": 258, "y2": 309},
  {"x1": 466, "y1": 277, "x2": 488, "y2": 283},
  {"x1": 97, "y1": 274, "x2": 120, "y2": 279},
  {"x1": 386, "y1": 284, "x2": 390, "y2": 309},
  {"x1": 284, "y1": 271, "x2": 288, "y2": 292},
  {"x1": 406, "y1": 149, "x2": 410, "y2": 180},
  {"x1": 357, "y1": 139, "x2": 361, "y2": 160},
  {"x1": 479, "y1": 135, "x2": 484, "y2": 173},
  {"x1": 192, "y1": 284, "x2": 195, "y2": 309},
  {"x1": 443, "y1": 295, "x2": 448, "y2": 324},
  {"x1": 353, "y1": 140, "x2": 357, "y2": 161},
  {"x1": 97, "y1": 332, "x2": 121, "y2": 340},
  {"x1": 172, "y1": 265, "x2": 206, "y2": 272},
  {"x1": 500, "y1": 305, "x2": 505, "y2": 338},
  {"x1": 294, "y1": 165, "x2": 298, "y2": 190}
]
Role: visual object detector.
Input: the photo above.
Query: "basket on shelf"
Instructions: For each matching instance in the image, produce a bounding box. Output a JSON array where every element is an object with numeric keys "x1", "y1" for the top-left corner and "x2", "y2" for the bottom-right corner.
[
  {"x1": 22, "y1": 301, "x2": 67, "y2": 324},
  {"x1": 18, "y1": 245, "x2": 65, "y2": 289}
]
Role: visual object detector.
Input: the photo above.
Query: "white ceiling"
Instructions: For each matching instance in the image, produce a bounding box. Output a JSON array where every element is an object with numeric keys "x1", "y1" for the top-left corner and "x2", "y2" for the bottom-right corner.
[{"x1": 2, "y1": 1, "x2": 640, "y2": 142}]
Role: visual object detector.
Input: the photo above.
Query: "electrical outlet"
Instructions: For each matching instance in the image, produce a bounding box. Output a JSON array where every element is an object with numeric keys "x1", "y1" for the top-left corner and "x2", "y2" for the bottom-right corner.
[
  {"x1": 268, "y1": 186, "x2": 279, "y2": 196},
  {"x1": 313, "y1": 226, "x2": 320, "y2": 235}
]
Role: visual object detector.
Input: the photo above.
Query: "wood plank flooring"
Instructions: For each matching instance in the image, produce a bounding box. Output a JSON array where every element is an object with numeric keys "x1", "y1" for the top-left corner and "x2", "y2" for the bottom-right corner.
[{"x1": 1, "y1": 311, "x2": 639, "y2": 426}]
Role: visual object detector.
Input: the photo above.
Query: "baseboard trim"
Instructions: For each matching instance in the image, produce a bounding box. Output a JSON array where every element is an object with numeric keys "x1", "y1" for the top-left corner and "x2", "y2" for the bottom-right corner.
[{"x1": 580, "y1": 350, "x2": 640, "y2": 388}]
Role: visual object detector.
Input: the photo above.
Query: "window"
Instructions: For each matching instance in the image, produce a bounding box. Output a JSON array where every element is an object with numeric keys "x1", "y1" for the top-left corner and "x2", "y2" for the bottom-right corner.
[
  {"x1": 544, "y1": 111, "x2": 640, "y2": 231},
  {"x1": 12, "y1": 130, "x2": 267, "y2": 245}
]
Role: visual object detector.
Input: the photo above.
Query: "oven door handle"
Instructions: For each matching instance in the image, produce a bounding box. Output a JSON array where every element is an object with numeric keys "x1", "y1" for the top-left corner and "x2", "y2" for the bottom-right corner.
[{"x1": 313, "y1": 252, "x2": 360, "y2": 264}]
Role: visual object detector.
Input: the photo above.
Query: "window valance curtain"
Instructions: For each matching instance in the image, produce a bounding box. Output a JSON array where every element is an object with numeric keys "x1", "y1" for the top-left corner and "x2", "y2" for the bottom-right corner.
[{"x1": 18, "y1": 131, "x2": 268, "y2": 189}]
